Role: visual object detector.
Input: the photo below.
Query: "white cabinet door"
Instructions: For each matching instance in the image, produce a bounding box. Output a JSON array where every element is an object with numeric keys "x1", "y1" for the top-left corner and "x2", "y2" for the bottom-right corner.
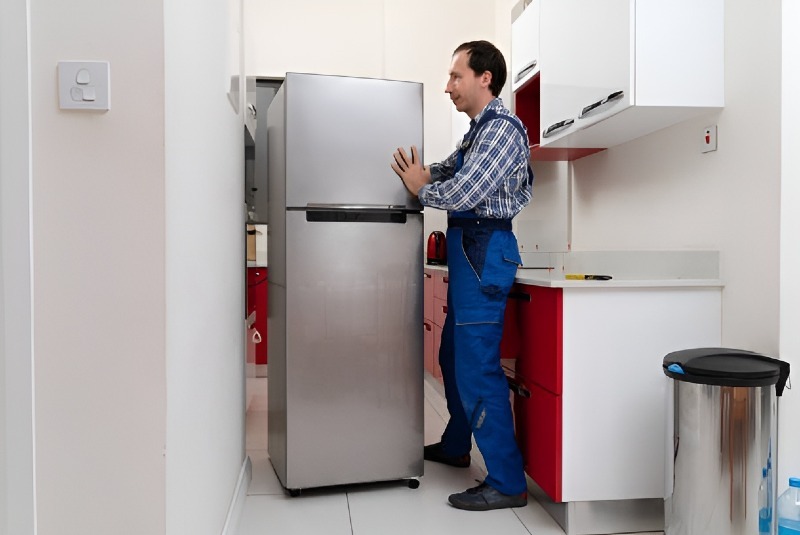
[
  {"x1": 510, "y1": 1, "x2": 541, "y2": 93},
  {"x1": 539, "y1": 0, "x2": 632, "y2": 145},
  {"x1": 538, "y1": 0, "x2": 723, "y2": 152}
]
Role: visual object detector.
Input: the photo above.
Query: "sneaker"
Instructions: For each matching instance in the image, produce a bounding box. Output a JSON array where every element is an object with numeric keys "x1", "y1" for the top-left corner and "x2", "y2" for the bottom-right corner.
[
  {"x1": 423, "y1": 442, "x2": 470, "y2": 468},
  {"x1": 448, "y1": 481, "x2": 528, "y2": 511}
]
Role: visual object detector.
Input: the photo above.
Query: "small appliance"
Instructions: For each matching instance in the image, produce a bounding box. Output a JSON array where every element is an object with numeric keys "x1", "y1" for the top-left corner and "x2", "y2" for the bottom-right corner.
[{"x1": 426, "y1": 231, "x2": 447, "y2": 265}]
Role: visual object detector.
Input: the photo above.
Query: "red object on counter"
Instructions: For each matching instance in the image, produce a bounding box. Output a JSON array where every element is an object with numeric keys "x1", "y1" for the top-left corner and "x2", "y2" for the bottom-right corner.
[
  {"x1": 247, "y1": 267, "x2": 268, "y2": 365},
  {"x1": 426, "y1": 231, "x2": 447, "y2": 265}
]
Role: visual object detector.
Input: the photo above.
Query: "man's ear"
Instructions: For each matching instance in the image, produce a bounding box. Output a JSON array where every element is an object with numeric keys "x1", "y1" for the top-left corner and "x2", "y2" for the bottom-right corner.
[{"x1": 481, "y1": 71, "x2": 492, "y2": 89}]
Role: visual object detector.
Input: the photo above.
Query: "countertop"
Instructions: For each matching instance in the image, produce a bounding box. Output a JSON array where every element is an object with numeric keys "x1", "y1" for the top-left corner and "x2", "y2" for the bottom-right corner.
[{"x1": 424, "y1": 250, "x2": 725, "y2": 289}]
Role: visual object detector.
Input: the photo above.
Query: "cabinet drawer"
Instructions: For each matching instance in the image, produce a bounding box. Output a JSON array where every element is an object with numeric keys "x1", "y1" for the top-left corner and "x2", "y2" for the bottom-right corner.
[
  {"x1": 499, "y1": 297, "x2": 520, "y2": 359},
  {"x1": 432, "y1": 323, "x2": 443, "y2": 380},
  {"x1": 423, "y1": 269, "x2": 434, "y2": 320},
  {"x1": 433, "y1": 271, "x2": 449, "y2": 300},
  {"x1": 517, "y1": 284, "x2": 562, "y2": 394},
  {"x1": 515, "y1": 382, "x2": 562, "y2": 502},
  {"x1": 423, "y1": 320, "x2": 435, "y2": 375},
  {"x1": 433, "y1": 297, "x2": 447, "y2": 328}
]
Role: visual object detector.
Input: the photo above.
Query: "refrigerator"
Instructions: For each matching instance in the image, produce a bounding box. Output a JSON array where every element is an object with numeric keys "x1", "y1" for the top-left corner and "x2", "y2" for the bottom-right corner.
[{"x1": 266, "y1": 72, "x2": 425, "y2": 493}]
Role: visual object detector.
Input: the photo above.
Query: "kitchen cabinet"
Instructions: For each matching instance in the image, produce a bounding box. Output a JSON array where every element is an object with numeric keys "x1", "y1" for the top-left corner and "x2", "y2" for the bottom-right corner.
[
  {"x1": 423, "y1": 269, "x2": 435, "y2": 378},
  {"x1": 431, "y1": 271, "x2": 448, "y2": 380},
  {"x1": 510, "y1": 1, "x2": 540, "y2": 93},
  {"x1": 514, "y1": 284, "x2": 561, "y2": 394},
  {"x1": 247, "y1": 267, "x2": 268, "y2": 374},
  {"x1": 511, "y1": 0, "x2": 606, "y2": 161},
  {"x1": 519, "y1": 0, "x2": 723, "y2": 160},
  {"x1": 423, "y1": 268, "x2": 446, "y2": 381},
  {"x1": 511, "y1": 282, "x2": 721, "y2": 509},
  {"x1": 518, "y1": 381, "x2": 562, "y2": 502}
]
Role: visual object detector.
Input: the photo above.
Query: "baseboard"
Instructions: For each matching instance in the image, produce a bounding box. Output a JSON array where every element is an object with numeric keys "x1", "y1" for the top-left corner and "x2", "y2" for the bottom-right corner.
[{"x1": 220, "y1": 455, "x2": 253, "y2": 535}]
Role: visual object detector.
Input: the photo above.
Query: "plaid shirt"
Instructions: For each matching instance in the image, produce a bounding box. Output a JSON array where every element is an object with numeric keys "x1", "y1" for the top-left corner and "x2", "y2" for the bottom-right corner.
[{"x1": 419, "y1": 98, "x2": 532, "y2": 218}]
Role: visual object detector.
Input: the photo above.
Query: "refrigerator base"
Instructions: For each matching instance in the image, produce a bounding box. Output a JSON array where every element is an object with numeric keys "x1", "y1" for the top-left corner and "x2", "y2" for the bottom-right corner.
[{"x1": 280, "y1": 477, "x2": 422, "y2": 498}]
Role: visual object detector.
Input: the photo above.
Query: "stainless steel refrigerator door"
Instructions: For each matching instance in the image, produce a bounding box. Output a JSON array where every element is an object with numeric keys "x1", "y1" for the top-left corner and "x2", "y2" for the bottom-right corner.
[
  {"x1": 284, "y1": 73, "x2": 423, "y2": 210},
  {"x1": 283, "y1": 209, "x2": 424, "y2": 489}
]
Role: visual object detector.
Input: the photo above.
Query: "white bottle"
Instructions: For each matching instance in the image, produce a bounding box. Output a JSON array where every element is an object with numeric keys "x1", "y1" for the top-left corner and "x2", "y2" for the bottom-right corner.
[{"x1": 777, "y1": 477, "x2": 800, "y2": 535}]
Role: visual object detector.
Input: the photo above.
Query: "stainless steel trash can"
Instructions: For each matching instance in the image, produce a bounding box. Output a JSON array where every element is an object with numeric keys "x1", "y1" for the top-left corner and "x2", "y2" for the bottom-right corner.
[{"x1": 663, "y1": 348, "x2": 790, "y2": 535}]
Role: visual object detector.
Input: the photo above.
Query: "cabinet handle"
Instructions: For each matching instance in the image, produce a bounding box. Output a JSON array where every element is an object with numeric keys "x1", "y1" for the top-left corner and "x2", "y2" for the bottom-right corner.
[
  {"x1": 443, "y1": 276, "x2": 449, "y2": 284},
  {"x1": 514, "y1": 59, "x2": 538, "y2": 83},
  {"x1": 423, "y1": 273, "x2": 432, "y2": 279},
  {"x1": 578, "y1": 90, "x2": 624, "y2": 120},
  {"x1": 507, "y1": 291, "x2": 531, "y2": 302},
  {"x1": 542, "y1": 118, "x2": 575, "y2": 138},
  {"x1": 442, "y1": 305, "x2": 448, "y2": 314},
  {"x1": 423, "y1": 322, "x2": 432, "y2": 331}
]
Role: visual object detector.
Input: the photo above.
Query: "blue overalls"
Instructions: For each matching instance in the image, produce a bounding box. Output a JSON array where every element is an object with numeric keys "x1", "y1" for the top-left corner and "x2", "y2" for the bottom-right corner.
[{"x1": 437, "y1": 111, "x2": 531, "y2": 496}]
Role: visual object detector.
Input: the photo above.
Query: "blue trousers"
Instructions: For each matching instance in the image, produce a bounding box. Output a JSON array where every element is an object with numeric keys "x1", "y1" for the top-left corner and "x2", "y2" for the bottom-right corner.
[{"x1": 437, "y1": 225, "x2": 527, "y2": 495}]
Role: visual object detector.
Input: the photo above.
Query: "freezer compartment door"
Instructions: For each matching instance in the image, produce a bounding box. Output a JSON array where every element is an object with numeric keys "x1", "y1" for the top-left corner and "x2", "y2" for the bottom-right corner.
[
  {"x1": 284, "y1": 73, "x2": 423, "y2": 211},
  {"x1": 284, "y1": 210, "x2": 424, "y2": 489}
]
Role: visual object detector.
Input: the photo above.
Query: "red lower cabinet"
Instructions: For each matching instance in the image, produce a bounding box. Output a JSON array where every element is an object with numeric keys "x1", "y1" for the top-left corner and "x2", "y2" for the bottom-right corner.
[
  {"x1": 499, "y1": 297, "x2": 520, "y2": 359},
  {"x1": 423, "y1": 320, "x2": 434, "y2": 375},
  {"x1": 512, "y1": 283, "x2": 563, "y2": 502},
  {"x1": 432, "y1": 323, "x2": 443, "y2": 380},
  {"x1": 516, "y1": 382, "x2": 562, "y2": 502},
  {"x1": 247, "y1": 267, "x2": 268, "y2": 366}
]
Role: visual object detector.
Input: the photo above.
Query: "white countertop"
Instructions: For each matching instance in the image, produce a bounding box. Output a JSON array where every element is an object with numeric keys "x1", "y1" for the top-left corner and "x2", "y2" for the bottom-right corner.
[{"x1": 424, "y1": 250, "x2": 725, "y2": 289}]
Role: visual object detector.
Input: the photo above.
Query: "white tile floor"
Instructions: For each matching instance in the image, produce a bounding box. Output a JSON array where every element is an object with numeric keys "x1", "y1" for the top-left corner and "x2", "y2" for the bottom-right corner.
[{"x1": 238, "y1": 376, "x2": 662, "y2": 535}]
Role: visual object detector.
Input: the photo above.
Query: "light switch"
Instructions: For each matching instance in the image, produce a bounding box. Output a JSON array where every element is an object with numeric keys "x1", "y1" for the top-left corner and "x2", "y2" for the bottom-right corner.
[
  {"x1": 58, "y1": 61, "x2": 110, "y2": 111},
  {"x1": 76, "y1": 68, "x2": 91, "y2": 85},
  {"x1": 82, "y1": 87, "x2": 96, "y2": 101}
]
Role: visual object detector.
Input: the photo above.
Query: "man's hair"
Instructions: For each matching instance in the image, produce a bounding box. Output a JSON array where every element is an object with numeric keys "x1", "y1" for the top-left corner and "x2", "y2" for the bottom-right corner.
[{"x1": 453, "y1": 40, "x2": 507, "y2": 97}]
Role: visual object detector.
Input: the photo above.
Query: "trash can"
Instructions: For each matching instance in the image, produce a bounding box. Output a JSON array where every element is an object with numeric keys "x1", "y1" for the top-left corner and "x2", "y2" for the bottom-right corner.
[{"x1": 663, "y1": 348, "x2": 790, "y2": 535}]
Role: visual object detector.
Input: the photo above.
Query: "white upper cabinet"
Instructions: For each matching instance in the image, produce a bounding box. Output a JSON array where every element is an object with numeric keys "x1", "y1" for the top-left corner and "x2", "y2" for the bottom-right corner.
[
  {"x1": 538, "y1": 0, "x2": 723, "y2": 152},
  {"x1": 511, "y1": 1, "x2": 540, "y2": 93}
]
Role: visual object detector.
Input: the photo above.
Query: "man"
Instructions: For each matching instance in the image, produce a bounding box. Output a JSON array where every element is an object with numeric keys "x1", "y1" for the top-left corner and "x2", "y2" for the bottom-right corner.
[{"x1": 390, "y1": 40, "x2": 533, "y2": 511}]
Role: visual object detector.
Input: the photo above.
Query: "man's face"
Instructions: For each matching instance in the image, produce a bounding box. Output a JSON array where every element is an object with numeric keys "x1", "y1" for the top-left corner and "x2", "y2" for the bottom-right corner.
[{"x1": 445, "y1": 51, "x2": 489, "y2": 118}]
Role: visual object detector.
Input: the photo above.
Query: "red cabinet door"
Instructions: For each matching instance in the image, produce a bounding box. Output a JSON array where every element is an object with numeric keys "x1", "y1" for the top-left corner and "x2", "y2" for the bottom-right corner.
[
  {"x1": 500, "y1": 294, "x2": 520, "y2": 360},
  {"x1": 432, "y1": 323, "x2": 443, "y2": 381},
  {"x1": 514, "y1": 284, "x2": 563, "y2": 501},
  {"x1": 423, "y1": 321, "x2": 434, "y2": 375},
  {"x1": 517, "y1": 285, "x2": 562, "y2": 395},
  {"x1": 247, "y1": 267, "x2": 268, "y2": 365},
  {"x1": 423, "y1": 269, "x2": 433, "y2": 321},
  {"x1": 515, "y1": 381, "x2": 562, "y2": 502}
]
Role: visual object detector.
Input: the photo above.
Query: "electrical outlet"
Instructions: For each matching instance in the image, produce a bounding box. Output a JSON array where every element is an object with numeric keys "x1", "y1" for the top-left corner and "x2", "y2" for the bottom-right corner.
[{"x1": 701, "y1": 125, "x2": 717, "y2": 153}]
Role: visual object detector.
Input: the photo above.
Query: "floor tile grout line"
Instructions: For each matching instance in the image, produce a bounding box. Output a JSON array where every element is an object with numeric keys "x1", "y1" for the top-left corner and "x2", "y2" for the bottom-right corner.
[
  {"x1": 346, "y1": 492, "x2": 355, "y2": 535},
  {"x1": 512, "y1": 509, "x2": 535, "y2": 535}
]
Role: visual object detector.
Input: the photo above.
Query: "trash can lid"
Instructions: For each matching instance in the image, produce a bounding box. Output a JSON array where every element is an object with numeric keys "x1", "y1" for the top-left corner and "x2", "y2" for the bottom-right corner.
[{"x1": 663, "y1": 347, "x2": 790, "y2": 395}]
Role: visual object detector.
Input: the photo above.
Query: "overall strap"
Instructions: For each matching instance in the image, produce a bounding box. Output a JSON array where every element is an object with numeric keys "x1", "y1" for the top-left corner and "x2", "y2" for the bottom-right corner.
[{"x1": 455, "y1": 110, "x2": 534, "y2": 186}]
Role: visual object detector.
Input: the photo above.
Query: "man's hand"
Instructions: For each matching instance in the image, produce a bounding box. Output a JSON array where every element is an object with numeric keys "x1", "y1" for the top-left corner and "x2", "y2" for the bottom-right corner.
[{"x1": 391, "y1": 145, "x2": 431, "y2": 197}]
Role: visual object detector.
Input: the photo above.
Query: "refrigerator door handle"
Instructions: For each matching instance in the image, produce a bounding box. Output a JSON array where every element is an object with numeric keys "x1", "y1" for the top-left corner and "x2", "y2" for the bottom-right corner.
[
  {"x1": 304, "y1": 208, "x2": 415, "y2": 224},
  {"x1": 305, "y1": 203, "x2": 412, "y2": 211}
]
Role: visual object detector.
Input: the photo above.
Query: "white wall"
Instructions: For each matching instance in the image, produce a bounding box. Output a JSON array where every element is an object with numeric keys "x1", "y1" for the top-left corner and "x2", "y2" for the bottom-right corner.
[
  {"x1": 28, "y1": 0, "x2": 168, "y2": 531},
  {"x1": 1, "y1": 0, "x2": 36, "y2": 533},
  {"x1": 2, "y1": 0, "x2": 247, "y2": 533},
  {"x1": 780, "y1": 0, "x2": 800, "y2": 489},
  {"x1": 164, "y1": 0, "x2": 247, "y2": 531}
]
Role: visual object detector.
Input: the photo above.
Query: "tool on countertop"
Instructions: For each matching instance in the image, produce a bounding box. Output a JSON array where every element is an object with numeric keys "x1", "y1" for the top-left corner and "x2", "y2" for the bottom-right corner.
[{"x1": 565, "y1": 274, "x2": 613, "y2": 281}]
